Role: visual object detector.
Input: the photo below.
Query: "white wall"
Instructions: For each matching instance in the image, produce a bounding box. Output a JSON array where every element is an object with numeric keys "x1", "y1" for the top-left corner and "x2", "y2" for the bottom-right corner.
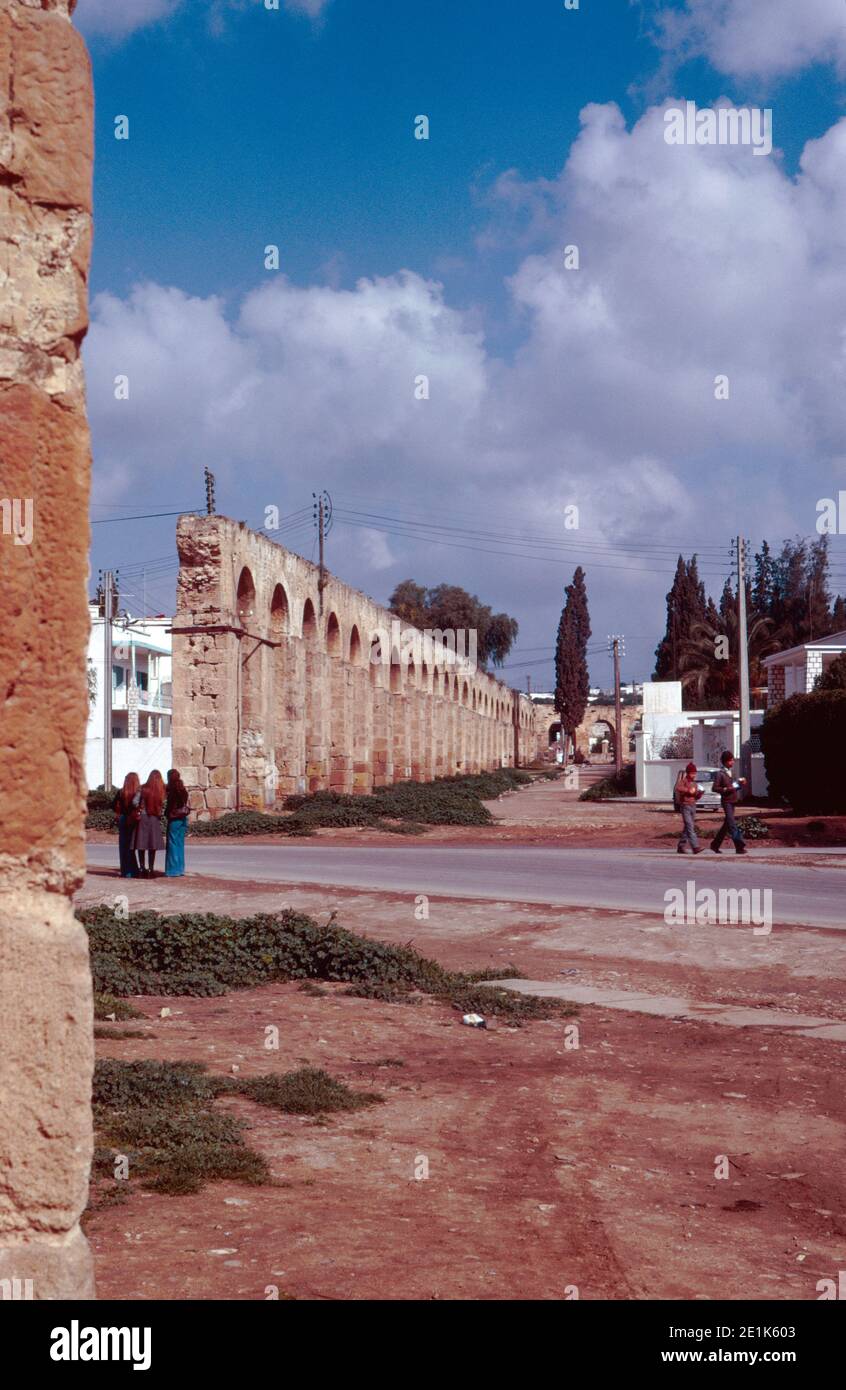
[{"x1": 86, "y1": 737, "x2": 172, "y2": 791}]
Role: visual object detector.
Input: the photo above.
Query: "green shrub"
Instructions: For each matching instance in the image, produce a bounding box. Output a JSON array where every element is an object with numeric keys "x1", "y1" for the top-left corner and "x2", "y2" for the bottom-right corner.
[
  {"x1": 579, "y1": 762, "x2": 636, "y2": 800},
  {"x1": 761, "y1": 690, "x2": 846, "y2": 813},
  {"x1": 78, "y1": 906, "x2": 571, "y2": 1024},
  {"x1": 94, "y1": 993, "x2": 144, "y2": 1021},
  {"x1": 91, "y1": 1059, "x2": 380, "y2": 1196},
  {"x1": 191, "y1": 811, "x2": 313, "y2": 837},
  {"x1": 87, "y1": 787, "x2": 118, "y2": 812},
  {"x1": 86, "y1": 809, "x2": 117, "y2": 832},
  {"x1": 79, "y1": 906, "x2": 455, "y2": 998},
  {"x1": 235, "y1": 1068, "x2": 380, "y2": 1115},
  {"x1": 739, "y1": 814, "x2": 770, "y2": 840}
]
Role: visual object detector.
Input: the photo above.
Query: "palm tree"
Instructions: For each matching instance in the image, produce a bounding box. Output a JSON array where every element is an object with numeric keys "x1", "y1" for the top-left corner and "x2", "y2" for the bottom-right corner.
[{"x1": 679, "y1": 606, "x2": 778, "y2": 709}]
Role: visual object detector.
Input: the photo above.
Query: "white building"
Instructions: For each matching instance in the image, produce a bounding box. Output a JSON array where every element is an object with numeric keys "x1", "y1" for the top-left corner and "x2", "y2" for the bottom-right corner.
[
  {"x1": 86, "y1": 603, "x2": 173, "y2": 790},
  {"x1": 635, "y1": 681, "x2": 766, "y2": 800},
  {"x1": 763, "y1": 630, "x2": 846, "y2": 706}
]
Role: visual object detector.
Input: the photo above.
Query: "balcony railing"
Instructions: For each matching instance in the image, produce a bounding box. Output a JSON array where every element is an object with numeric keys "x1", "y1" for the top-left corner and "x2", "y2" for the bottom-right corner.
[{"x1": 112, "y1": 680, "x2": 172, "y2": 711}]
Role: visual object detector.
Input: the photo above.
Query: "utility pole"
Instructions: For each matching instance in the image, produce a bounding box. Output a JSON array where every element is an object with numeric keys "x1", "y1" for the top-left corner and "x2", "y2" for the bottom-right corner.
[
  {"x1": 526, "y1": 673, "x2": 532, "y2": 697},
  {"x1": 737, "y1": 536, "x2": 751, "y2": 784},
  {"x1": 101, "y1": 569, "x2": 116, "y2": 790},
  {"x1": 313, "y1": 490, "x2": 333, "y2": 612},
  {"x1": 609, "y1": 634, "x2": 625, "y2": 777},
  {"x1": 204, "y1": 467, "x2": 216, "y2": 515}
]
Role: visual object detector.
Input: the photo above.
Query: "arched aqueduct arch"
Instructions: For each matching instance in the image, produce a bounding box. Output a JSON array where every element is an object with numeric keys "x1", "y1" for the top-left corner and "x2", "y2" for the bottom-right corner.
[{"x1": 173, "y1": 515, "x2": 539, "y2": 814}]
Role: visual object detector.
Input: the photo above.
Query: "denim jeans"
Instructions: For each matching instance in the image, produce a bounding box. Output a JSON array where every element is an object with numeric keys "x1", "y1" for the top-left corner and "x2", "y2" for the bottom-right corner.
[
  {"x1": 713, "y1": 801, "x2": 745, "y2": 850},
  {"x1": 678, "y1": 802, "x2": 700, "y2": 852}
]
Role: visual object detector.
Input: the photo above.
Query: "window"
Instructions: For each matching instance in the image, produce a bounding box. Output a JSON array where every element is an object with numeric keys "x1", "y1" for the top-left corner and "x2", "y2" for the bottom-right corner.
[
  {"x1": 137, "y1": 670, "x2": 149, "y2": 692},
  {"x1": 112, "y1": 665, "x2": 125, "y2": 688}
]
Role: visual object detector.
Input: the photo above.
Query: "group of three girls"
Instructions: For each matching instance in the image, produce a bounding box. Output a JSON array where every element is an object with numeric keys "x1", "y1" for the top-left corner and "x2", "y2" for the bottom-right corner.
[{"x1": 113, "y1": 768, "x2": 189, "y2": 878}]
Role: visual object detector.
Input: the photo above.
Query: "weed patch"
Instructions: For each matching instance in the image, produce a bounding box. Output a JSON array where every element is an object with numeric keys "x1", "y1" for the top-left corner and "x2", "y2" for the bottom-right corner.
[{"x1": 90, "y1": 1059, "x2": 379, "y2": 1199}]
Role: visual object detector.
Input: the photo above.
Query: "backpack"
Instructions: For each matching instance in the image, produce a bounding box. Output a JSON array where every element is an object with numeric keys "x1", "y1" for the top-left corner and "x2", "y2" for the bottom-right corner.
[{"x1": 672, "y1": 771, "x2": 686, "y2": 812}]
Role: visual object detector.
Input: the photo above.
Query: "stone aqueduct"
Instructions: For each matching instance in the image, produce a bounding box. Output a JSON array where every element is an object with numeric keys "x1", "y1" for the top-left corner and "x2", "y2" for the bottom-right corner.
[{"x1": 172, "y1": 516, "x2": 540, "y2": 816}]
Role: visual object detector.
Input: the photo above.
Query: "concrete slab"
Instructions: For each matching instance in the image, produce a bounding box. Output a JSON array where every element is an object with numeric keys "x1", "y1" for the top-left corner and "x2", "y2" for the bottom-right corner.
[{"x1": 493, "y1": 978, "x2": 846, "y2": 1041}]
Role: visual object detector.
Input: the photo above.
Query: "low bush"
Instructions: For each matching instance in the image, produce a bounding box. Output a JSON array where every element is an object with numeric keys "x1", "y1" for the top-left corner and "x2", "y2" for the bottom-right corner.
[
  {"x1": 78, "y1": 906, "x2": 572, "y2": 1024},
  {"x1": 579, "y1": 762, "x2": 636, "y2": 800},
  {"x1": 90, "y1": 1059, "x2": 377, "y2": 1196},
  {"x1": 762, "y1": 690, "x2": 846, "y2": 813},
  {"x1": 191, "y1": 811, "x2": 313, "y2": 837},
  {"x1": 739, "y1": 815, "x2": 770, "y2": 840}
]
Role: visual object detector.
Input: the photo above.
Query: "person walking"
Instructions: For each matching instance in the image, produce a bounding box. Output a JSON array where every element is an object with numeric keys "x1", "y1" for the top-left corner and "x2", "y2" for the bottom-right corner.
[
  {"x1": 164, "y1": 768, "x2": 189, "y2": 878},
  {"x1": 113, "y1": 772, "x2": 141, "y2": 878},
  {"x1": 711, "y1": 750, "x2": 748, "y2": 855},
  {"x1": 135, "y1": 768, "x2": 166, "y2": 877},
  {"x1": 675, "y1": 761, "x2": 706, "y2": 855}
]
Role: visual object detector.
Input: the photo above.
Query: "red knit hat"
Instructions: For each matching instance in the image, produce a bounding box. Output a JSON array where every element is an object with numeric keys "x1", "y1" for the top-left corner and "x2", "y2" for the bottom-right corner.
[{"x1": 686, "y1": 762, "x2": 697, "y2": 774}]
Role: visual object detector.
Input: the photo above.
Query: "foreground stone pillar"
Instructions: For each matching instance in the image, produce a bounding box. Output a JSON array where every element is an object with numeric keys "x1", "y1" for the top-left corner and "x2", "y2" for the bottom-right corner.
[{"x1": 0, "y1": 0, "x2": 95, "y2": 1298}]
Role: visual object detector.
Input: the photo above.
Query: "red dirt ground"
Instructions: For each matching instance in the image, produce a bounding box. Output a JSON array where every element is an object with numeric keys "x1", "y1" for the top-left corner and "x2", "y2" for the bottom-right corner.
[{"x1": 81, "y1": 779, "x2": 846, "y2": 1300}]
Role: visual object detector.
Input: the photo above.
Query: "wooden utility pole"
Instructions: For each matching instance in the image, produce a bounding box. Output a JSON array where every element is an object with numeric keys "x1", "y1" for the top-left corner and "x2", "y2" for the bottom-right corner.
[
  {"x1": 609, "y1": 634, "x2": 625, "y2": 777},
  {"x1": 737, "y1": 536, "x2": 751, "y2": 784},
  {"x1": 313, "y1": 490, "x2": 332, "y2": 612},
  {"x1": 102, "y1": 569, "x2": 114, "y2": 790}
]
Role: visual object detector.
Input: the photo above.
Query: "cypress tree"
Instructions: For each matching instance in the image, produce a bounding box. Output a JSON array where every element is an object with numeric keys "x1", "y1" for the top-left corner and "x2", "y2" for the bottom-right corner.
[
  {"x1": 653, "y1": 555, "x2": 708, "y2": 694},
  {"x1": 555, "y1": 567, "x2": 591, "y2": 761}
]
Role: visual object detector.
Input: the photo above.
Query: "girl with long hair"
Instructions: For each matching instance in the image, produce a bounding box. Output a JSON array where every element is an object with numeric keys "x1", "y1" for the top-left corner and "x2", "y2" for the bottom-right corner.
[
  {"x1": 164, "y1": 768, "x2": 189, "y2": 878},
  {"x1": 113, "y1": 771, "x2": 141, "y2": 878},
  {"x1": 135, "y1": 768, "x2": 166, "y2": 878}
]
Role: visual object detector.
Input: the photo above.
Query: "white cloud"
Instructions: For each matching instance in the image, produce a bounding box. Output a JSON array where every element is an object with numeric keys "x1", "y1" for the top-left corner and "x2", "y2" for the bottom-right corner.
[
  {"x1": 651, "y1": 0, "x2": 846, "y2": 80},
  {"x1": 74, "y1": 0, "x2": 332, "y2": 42},
  {"x1": 284, "y1": 0, "x2": 332, "y2": 16},
  {"x1": 74, "y1": 0, "x2": 183, "y2": 40},
  {"x1": 87, "y1": 102, "x2": 846, "y2": 644}
]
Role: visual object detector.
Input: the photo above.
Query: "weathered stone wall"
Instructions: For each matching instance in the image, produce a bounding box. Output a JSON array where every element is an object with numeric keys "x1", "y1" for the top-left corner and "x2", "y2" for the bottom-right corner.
[
  {"x1": 533, "y1": 700, "x2": 642, "y2": 759},
  {"x1": 0, "y1": 0, "x2": 95, "y2": 1298},
  {"x1": 173, "y1": 516, "x2": 538, "y2": 813}
]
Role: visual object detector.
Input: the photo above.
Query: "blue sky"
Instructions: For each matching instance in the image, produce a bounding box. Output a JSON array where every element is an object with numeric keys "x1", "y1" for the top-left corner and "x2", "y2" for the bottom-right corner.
[{"x1": 80, "y1": 0, "x2": 846, "y2": 686}]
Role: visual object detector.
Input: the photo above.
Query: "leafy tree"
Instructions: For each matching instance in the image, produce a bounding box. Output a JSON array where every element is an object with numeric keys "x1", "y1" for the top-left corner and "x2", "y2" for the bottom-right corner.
[
  {"x1": 388, "y1": 580, "x2": 428, "y2": 629},
  {"x1": 387, "y1": 580, "x2": 518, "y2": 667},
  {"x1": 815, "y1": 652, "x2": 846, "y2": 693},
  {"x1": 554, "y1": 567, "x2": 591, "y2": 760},
  {"x1": 831, "y1": 594, "x2": 846, "y2": 631}
]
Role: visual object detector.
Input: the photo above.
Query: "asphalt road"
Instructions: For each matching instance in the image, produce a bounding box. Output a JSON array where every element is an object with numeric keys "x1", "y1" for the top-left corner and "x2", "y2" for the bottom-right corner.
[{"x1": 86, "y1": 843, "x2": 846, "y2": 929}]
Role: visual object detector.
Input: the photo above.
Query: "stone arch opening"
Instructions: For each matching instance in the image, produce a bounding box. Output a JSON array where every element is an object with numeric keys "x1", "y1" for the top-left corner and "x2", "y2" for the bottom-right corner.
[
  {"x1": 236, "y1": 567, "x2": 265, "y2": 809},
  {"x1": 269, "y1": 582, "x2": 291, "y2": 803},
  {"x1": 237, "y1": 566, "x2": 256, "y2": 625},
  {"x1": 589, "y1": 718, "x2": 615, "y2": 758},
  {"x1": 301, "y1": 598, "x2": 323, "y2": 789}
]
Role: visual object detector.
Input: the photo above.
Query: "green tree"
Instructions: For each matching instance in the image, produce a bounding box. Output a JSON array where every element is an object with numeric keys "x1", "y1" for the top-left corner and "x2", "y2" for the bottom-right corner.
[
  {"x1": 554, "y1": 567, "x2": 591, "y2": 761},
  {"x1": 816, "y1": 652, "x2": 846, "y2": 692},
  {"x1": 388, "y1": 580, "x2": 519, "y2": 667},
  {"x1": 679, "y1": 599, "x2": 777, "y2": 710},
  {"x1": 653, "y1": 555, "x2": 708, "y2": 695}
]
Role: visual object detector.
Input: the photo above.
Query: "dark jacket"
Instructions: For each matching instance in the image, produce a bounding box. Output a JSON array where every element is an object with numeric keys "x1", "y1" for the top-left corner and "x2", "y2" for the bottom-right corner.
[{"x1": 713, "y1": 769, "x2": 742, "y2": 806}]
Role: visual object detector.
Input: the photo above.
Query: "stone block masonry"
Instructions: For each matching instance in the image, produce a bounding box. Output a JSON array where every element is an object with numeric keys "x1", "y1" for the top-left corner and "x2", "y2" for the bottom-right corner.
[
  {"x1": 173, "y1": 515, "x2": 539, "y2": 815},
  {"x1": 0, "y1": 1, "x2": 95, "y2": 1298}
]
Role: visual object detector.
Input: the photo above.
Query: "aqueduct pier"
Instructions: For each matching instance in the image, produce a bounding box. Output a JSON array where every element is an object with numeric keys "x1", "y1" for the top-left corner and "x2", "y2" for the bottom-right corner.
[{"x1": 172, "y1": 515, "x2": 540, "y2": 817}]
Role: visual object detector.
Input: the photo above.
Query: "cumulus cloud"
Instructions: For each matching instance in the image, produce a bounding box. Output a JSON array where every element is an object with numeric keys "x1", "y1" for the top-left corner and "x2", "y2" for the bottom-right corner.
[
  {"x1": 87, "y1": 101, "x2": 846, "y2": 651},
  {"x1": 74, "y1": 0, "x2": 183, "y2": 40},
  {"x1": 651, "y1": 0, "x2": 846, "y2": 80}
]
